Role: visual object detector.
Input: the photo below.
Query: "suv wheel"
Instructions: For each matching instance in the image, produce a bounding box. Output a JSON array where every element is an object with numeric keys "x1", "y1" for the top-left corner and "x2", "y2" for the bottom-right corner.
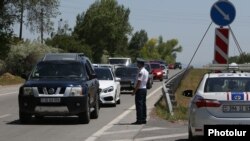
[
  {"x1": 19, "y1": 111, "x2": 32, "y2": 124},
  {"x1": 79, "y1": 97, "x2": 90, "y2": 124},
  {"x1": 91, "y1": 94, "x2": 99, "y2": 119}
]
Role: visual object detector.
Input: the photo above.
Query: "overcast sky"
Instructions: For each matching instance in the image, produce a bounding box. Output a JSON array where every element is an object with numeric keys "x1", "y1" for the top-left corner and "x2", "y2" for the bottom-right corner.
[{"x1": 13, "y1": 0, "x2": 250, "y2": 67}]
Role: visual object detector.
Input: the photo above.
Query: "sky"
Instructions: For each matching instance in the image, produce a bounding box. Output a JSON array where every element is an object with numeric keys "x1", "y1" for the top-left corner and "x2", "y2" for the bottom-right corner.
[{"x1": 13, "y1": 0, "x2": 250, "y2": 67}]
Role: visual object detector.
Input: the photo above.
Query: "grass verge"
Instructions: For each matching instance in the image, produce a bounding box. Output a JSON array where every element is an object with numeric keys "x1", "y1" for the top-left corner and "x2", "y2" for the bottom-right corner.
[{"x1": 155, "y1": 68, "x2": 208, "y2": 121}]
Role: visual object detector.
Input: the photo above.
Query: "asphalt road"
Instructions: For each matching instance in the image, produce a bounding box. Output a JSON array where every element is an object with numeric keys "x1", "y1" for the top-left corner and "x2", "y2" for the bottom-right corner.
[{"x1": 0, "y1": 69, "x2": 187, "y2": 141}]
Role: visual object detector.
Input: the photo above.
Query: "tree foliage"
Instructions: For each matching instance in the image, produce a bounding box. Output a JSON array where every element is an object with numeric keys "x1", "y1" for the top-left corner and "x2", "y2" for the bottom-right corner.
[
  {"x1": 140, "y1": 37, "x2": 182, "y2": 63},
  {"x1": 25, "y1": 0, "x2": 60, "y2": 43},
  {"x1": 229, "y1": 52, "x2": 250, "y2": 64},
  {"x1": 73, "y1": 0, "x2": 132, "y2": 63},
  {"x1": 0, "y1": 0, "x2": 17, "y2": 59},
  {"x1": 45, "y1": 34, "x2": 92, "y2": 60},
  {"x1": 128, "y1": 30, "x2": 148, "y2": 62},
  {"x1": 157, "y1": 37, "x2": 182, "y2": 63},
  {"x1": 5, "y1": 41, "x2": 62, "y2": 75}
]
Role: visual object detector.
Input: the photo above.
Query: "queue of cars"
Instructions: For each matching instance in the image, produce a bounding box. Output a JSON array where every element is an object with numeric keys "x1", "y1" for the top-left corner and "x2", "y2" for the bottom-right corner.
[{"x1": 18, "y1": 54, "x2": 173, "y2": 124}]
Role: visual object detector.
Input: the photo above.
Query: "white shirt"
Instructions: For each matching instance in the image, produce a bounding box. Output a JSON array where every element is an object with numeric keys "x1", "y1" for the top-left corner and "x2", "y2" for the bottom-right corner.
[{"x1": 137, "y1": 67, "x2": 149, "y2": 89}]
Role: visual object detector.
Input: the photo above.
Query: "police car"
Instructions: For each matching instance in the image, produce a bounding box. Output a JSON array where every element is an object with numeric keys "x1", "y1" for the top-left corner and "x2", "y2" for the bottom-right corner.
[{"x1": 183, "y1": 63, "x2": 250, "y2": 140}]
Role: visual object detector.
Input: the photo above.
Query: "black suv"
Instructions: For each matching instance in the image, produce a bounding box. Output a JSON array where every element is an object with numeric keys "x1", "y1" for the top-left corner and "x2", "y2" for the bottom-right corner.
[
  {"x1": 18, "y1": 53, "x2": 100, "y2": 124},
  {"x1": 174, "y1": 62, "x2": 182, "y2": 69}
]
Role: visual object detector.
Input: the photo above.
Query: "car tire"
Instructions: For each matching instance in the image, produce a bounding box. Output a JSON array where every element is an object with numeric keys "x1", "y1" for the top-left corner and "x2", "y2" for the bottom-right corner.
[
  {"x1": 79, "y1": 97, "x2": 90, "y2": 124},
  {"x1": 117, "y1": 99, "x2": 121, "y2": 104},
  {"x1": 91, "y1": 94, "x2": 99, "y2": 119},
  {"x1": 188, "y1": 125, "x2": 202, "y2": 141},
  {"x1": 112, "y1": 94, "x2": 117, "y2": 107},
  {"x1": 34, "y1": 115, "x2": 44, "y2": 120},
  {"x1": 160, "y1": 78, "x2": 163, "y2": 81},
  {"x1": 19, "y1": 111, "x2": 32, "y2": 124}
]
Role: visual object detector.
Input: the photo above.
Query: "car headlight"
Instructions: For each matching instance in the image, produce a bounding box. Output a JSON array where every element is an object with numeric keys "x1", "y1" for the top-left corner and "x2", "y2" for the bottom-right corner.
[
  {"x1": 23, "y1": 87, "x2": 33, "y2": 95},
  {"x1": 70, "y1": 87, "x2": 82, "y2": 96},
  {"x1": 102, "y1": 86, "x2": 114, "y2": 93},
  {"x1": 156, "y1": 72, "x2": 162, "y2": 75}
]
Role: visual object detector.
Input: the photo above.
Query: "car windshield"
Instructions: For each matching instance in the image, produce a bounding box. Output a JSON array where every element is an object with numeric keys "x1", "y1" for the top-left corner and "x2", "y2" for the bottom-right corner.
[
  {"x1": 94, "y1": 68, "x2": 113, "y2": 80},
  {"x1": 115, "y1": 67, "x2": 138, "y2": 77},
  {"x1": 150, "y1": 63, "x2": 160, "y2": 69},
  {"x1": 204, "y1": 77, "x2": 250, "y2": 92},
  {"x1": 109, "y1": 59, "x2": 128, "y2": 65},
  {"x1": 30, "y1": 61, "x2": 84, "y2": 78}
]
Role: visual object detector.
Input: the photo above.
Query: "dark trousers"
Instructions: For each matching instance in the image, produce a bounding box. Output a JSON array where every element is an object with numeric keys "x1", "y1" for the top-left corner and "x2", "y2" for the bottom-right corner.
[{"x1": 135, "y1": 89, "x2": 147, "y2": 122}]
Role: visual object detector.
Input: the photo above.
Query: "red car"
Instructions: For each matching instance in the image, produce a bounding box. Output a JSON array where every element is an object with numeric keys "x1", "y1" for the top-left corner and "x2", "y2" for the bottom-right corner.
[
  {"x1": 168, "y1": 63, "x2": 175, "y2": 69},
  {"x1": 149, "y1": 63, "x2": 163, "y2": 81}
]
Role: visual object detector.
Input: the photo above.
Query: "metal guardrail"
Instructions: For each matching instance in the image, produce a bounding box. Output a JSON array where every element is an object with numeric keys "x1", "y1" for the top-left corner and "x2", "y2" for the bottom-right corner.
[{"x1": 159, "y1": 67, "x2": 190, "y2": 115}]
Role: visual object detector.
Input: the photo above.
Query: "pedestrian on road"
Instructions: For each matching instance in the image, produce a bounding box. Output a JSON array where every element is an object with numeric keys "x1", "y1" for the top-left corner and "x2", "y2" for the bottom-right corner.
[{"x1": 131, "y1": 58, "x2": 149, "y2": 125}]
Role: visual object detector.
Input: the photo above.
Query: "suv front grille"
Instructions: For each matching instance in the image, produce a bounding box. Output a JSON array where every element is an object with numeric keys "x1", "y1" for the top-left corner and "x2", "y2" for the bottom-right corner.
[{"x1": 38, "y1": 87, "x2": 65, "y2": 95}]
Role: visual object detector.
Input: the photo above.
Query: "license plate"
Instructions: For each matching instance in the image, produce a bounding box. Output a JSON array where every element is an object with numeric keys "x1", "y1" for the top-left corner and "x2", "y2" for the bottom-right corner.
[
  {"x1": 40, "y1": 98, "x2": 61, "y2": 103},
  {"x1": 223, "y1": 105, "x2": 250, "y2": 113}
]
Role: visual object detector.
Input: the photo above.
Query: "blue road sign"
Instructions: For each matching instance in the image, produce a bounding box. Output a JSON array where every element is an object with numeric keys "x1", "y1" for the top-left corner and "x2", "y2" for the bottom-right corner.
[{"x1": 210, "y1": 0, "x2": 236, "y2": 26}]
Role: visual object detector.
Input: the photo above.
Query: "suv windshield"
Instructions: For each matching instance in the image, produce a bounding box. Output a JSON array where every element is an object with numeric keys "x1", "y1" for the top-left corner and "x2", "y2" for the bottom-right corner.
[
  {"x1": 30, "y1": 61, "x2": 84, "y2": 78},
  {"x1": 115, "y1": 67, "x2": 138, "y2": 77},
  {"x1": 150, "y1": 63, "x2": 160, "y2": 69},
  {"x1": 204, "y1": 77, "x2": 250, "y2": 92},
  {"x1": 109, "y1": 59, "x2": 128, "y2": 65}
]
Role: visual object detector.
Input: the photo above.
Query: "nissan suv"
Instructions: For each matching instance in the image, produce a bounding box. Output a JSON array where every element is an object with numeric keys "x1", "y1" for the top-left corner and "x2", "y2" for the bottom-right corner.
[{"x1": 18, "y1": 53, "x2": 100, "y2": 124}]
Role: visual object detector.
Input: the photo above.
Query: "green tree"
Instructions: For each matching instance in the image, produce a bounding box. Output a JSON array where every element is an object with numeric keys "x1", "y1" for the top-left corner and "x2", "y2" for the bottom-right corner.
[
  {"x1": 157, "y1": 37, "x2": 182, "y2": 64},
  {"x1": 128, "y1": 30, "x2": 148, "y2": 62},
  {"x1": 0, "y1": 0, "x2": 17, "y2": 59},
  {"x1": 229, "y1": 52, "x2": 250, "y2": 64},
  {"x1": 140, "y1": 38, "x2": 160, "y2": 60},
  {"x1": 25, "y1": 0, "x2": 60, "y2": 44},
  {"x1": 73, "y1": 0, "x2": 132, "y2": 63},
  {"x1": 45, "y1": 34, "x2": 92, "y2": 60}
]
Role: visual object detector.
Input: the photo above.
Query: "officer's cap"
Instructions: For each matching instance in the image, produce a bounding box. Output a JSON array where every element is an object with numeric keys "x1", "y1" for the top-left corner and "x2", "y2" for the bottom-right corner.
[{"x1": 136, "y1": 58, "x2": 145, "y2": 65}]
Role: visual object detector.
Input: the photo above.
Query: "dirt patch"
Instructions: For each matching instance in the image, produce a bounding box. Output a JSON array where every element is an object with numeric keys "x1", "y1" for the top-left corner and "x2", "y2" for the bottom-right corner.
[{"x1": 0, "y1": 73, "x2": 24, "y2": 85}]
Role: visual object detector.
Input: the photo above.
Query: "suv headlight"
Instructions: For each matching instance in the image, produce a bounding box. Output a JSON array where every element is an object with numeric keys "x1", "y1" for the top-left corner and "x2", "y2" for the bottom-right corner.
[
  {"x1": 102, "y1": 86, "x2": 114, "y2": 93},
  {"x1": 70, "y1": 87, "x2": 82, "y2": 96},
  {"x1": 23, "y1": 87, "x2": 33, "y2": 95}
]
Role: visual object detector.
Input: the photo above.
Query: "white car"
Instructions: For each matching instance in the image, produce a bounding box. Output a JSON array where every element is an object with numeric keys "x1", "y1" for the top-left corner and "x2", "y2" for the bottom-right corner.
[
  {"x1": 183, "y1": 63, "x2": 250, "y2": 140},
  {"x1": 160, "y1": 64, "x2": 169, "y2": 79},
  {"x1": 94, "y1": 67, "x2": 121, "y2": 107}
]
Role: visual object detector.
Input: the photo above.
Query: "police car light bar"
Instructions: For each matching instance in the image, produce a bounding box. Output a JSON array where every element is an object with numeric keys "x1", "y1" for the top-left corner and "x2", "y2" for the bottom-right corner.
[{"x1": 205, "y1": 63, "x2": 250, "y2": 72}]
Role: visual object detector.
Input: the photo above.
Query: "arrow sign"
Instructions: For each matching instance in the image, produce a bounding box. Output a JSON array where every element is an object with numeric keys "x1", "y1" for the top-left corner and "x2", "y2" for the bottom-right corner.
[{"x1": 210, "y1": 0, "x2": 236, "y2": 26}]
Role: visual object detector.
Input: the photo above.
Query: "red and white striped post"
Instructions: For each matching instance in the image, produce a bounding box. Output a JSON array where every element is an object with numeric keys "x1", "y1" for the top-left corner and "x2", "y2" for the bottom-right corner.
[{"x1": 213, "y1": 28, "x2": 229, "y2": 64}]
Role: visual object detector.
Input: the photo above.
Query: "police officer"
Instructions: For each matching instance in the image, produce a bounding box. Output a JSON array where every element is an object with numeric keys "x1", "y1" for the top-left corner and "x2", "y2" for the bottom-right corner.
[{"x1": 131, "y1": 58, "x2": 149, "y2": 124}]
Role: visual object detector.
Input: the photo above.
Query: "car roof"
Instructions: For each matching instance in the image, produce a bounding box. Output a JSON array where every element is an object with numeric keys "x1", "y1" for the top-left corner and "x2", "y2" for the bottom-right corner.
[
  {"x1": 42, "y1": 53, "x2": 86, "y2": 61},
  {"x1": 206, "y1": 72, "x2": 250, "y2": 78}
]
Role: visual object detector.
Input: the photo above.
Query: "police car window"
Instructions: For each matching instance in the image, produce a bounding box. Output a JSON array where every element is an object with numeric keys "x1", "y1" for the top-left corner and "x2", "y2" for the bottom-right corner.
[{"x1": 205, "y1": 77, "x2": 250, "y2": 92}]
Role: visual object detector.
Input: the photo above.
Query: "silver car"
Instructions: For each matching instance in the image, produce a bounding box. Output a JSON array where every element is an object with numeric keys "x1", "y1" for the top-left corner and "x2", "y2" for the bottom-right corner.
[{"x1": 183, "y1": 70, "x2": 250, "y2": 140}]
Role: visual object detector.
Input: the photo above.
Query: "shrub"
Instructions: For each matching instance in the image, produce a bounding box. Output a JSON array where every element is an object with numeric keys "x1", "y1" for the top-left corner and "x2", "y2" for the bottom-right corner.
[
  {"x1": 5, "y1": 41, "x2": 62, "y2": 76},
  {"x1": 0, "y1": 60, "x2": 6, "y2": 75}
]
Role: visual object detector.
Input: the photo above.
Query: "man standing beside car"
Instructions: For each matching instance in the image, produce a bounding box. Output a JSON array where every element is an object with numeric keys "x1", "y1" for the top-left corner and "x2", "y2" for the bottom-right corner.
[{"x1": 131, "y1": 58, "x2": 149, "y2": 124}]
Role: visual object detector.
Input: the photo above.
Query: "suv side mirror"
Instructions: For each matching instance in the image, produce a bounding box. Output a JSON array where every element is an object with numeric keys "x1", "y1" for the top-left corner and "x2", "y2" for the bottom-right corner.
[
  {"x1": 115, "y1": 77, "x2": 121, "y2": 82},
  {"x1": 183, "y1": 90, "x2": 193, "y2": 97}
]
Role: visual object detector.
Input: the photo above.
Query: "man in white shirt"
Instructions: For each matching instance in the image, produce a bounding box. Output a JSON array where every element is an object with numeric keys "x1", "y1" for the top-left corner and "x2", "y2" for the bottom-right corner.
[{"x1": 131, "y1": 58, "x2": 149, "y2": 124}]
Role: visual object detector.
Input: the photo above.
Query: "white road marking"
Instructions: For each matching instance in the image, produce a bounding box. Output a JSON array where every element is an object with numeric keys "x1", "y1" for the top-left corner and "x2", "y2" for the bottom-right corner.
[
  {"x1": 0, "y1": 91, "x2": 18, "y2": 96},
  {"x1": 85, "y1": 86, "x2": 163, "y2": 141},
  {"x1": 112, "y1": 133, "x2": 188, "y2": 141},
  {"x1": 0, "y1": 114, "x2": 11, "y2": 119},
  {"x1": 103, "y1": 127, "x2": 167, "y2": 135},
  {"x1": 134, "y1": 133, "x2": 188, "y2": 141}
]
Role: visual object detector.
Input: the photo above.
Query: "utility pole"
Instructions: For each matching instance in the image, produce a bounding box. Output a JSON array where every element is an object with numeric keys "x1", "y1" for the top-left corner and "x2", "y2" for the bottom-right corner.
[{"x1": 40, "y1": 8, "x2": 44, "y2": 44}]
